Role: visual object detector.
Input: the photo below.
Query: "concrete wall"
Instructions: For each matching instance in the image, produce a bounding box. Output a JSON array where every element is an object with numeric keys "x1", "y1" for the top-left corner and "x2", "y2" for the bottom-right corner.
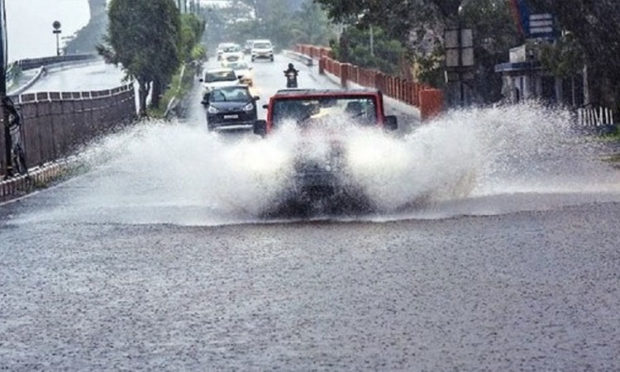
[{"x1": 1, "y1": 83, "x2": 136, "y2": 179}]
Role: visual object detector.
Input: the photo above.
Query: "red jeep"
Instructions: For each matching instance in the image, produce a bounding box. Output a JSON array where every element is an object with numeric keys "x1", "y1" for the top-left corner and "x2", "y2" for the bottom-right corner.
[
  {"x1": 253, "y1": 89, "x2": 397, "y2": 134},
  {"x1": 253, "y1": 89, "x2": 398, "y2": 214}
]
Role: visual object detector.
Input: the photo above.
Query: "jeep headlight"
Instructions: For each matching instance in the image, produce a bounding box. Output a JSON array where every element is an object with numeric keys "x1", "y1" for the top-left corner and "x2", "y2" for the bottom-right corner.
[
  {"x1": 243, "y1": 102, "x2": 254, "y2": 112},
  {"x1": 207, "y1": 106, "x2": 219, "y2": 114}
]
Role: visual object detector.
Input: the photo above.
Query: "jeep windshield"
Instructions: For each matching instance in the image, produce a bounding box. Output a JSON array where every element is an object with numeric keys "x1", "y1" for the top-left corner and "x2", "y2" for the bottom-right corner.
[
  {"x1": 272, "y1": 96, "x2": 377, "y2": 127},
  {"x1": 253, "y1": 42, "x2": 271, "y2": 49},
  {"x1": 204, "y1": 71, "x2": 237, "y2": 83}
]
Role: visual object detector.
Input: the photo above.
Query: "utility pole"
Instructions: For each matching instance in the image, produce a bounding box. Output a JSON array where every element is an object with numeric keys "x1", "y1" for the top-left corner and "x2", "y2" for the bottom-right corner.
[
  {"x1": 0, "y1": 0, "x2": 11, "y2": 177},
  {"x1": 369, "y1": 25, "x2": 374, "y2": 56}
]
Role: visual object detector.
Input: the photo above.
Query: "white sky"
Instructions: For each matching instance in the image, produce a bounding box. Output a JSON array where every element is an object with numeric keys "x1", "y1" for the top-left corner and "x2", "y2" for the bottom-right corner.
[{"x1": 5, "y1": 0, "x2": 91, "y2": 62}]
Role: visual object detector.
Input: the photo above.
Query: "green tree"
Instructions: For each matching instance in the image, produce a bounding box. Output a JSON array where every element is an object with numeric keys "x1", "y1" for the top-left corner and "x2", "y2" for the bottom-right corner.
[
  {"x1": 98, "y1": 0, "x2": 181, "y2": 116},
  {"x1": 528, "y1": 0, "x2": 620, "y2": 111},
  {"x1": 317, "y1": 0, "x2": 520, "y2": 103},
  {"x1": 289, "y1": 1, "x2": 335, "y2": 46},
  {"x1": 179, "y1": 13, "x2": 206, "y2": 62},
  {"x1": 330, "y1": 26, "x2": 406, "y2": 75}
]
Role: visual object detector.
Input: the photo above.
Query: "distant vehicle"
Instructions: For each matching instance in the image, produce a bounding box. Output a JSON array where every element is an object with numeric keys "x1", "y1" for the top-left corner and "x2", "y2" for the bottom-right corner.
[
  {"x1": 216, "y1": 42, "x2": 241, "y2": 61},
  {"x1": 251, "y1": 39, "x2": 274, "y2": 62},
  {"x1": 200, "y1": 68, "x2": 240, "y2": 92},
  {"x1": 253, "y1": 89, "x2": 398, "y2": 212},
  {"x1": 222, "y1": 60, "x2": 254, "y2": 86},
  {"x1": 220, "y1": 51, "x2": 244, "y2": 66},
  {"x1": 243, "y1": 39, "x2": 255, "y2": 54},
  {"x1": 202, "y1": 85, "x2": 259, "y2": 132}
]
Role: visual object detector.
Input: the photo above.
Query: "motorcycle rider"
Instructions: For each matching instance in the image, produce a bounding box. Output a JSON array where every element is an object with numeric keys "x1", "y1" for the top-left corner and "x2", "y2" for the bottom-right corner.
[{"x1": 284, "y1": 63, "x2": 299, "y2": 88}]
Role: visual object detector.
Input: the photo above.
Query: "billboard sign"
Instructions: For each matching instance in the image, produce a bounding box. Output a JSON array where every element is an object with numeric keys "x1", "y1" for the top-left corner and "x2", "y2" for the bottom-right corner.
[{"x1": 528, "y1": 13, "x2": 555, "y2": 39}]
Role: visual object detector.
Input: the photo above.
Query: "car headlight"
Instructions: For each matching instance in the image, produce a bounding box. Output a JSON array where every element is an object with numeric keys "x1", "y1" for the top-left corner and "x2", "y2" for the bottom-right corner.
[
  {"x1": 243, "y1": 102, "x2": 254, "y2": 112},
  {"x1": 207, "y1": 106, "x2": 219, "y2": 114}
]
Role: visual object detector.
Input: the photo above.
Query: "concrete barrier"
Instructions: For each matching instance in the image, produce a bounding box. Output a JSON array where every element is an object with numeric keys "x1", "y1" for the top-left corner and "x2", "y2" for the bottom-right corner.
[
  {"x1": 1, "y1": 83, "x2": 136, "y2": 183},
  {"x1": 0, "y1": 157, "x2": 77, "y2": 203},
  {"x1": 283, "y1": 50, "x2": 314, "y2": 66}
]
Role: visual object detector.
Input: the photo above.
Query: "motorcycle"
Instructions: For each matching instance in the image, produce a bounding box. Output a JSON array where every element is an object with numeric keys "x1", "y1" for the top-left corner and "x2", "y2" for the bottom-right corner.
[{"x1": 285, "y1": 70, "x2": 298, "y2": 88}]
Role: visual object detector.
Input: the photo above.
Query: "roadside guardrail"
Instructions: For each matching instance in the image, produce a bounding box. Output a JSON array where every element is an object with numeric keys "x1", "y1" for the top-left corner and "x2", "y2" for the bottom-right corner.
[{"x1": 283, "y1": 50, "x2": 313, "y2": 66}]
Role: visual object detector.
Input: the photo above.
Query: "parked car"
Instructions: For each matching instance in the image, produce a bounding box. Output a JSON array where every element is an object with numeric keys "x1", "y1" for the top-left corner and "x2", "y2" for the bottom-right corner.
[
  {"x1": 216, "y1": 42, "x2": 241, "y2": 61},
  {"x1": 221, "y1": 60, "x2": 254, "y2": 86},
  {"x1": 251, "y1": 39, "x2": 274, "y2": 62},
  {"x1": 202, "y1": 85, "x2": 259, "y2": 132},
  {"x1": 200, "y1": 68, "x2": 240, "y2": 92}
]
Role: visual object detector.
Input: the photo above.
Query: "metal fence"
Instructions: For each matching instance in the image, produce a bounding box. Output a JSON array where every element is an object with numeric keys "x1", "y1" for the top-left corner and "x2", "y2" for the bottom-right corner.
[
  {"x1": 296, "y1": 43, "x2": 444, "y2": 120},
  {"x1": 576, "y1": 105, "x2": 615, "y2": 128},
  {"x1": 1, "y1": 83, "x2": 136, "y2": 175}
]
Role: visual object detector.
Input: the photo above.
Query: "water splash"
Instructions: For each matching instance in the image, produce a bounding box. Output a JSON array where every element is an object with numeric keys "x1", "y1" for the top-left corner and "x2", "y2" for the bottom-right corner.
[{"x1": 19, "y1": 103, "x2": 620, "y2": 226}]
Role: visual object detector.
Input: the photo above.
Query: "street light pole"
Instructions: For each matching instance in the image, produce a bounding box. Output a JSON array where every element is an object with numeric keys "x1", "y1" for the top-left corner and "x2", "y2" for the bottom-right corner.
[
  {"x1": 52, "y1": 21, "x2": 62, "y2": 56},
  {"x1": 369, "y1": 25, "x2": 374, "y2": 56}
]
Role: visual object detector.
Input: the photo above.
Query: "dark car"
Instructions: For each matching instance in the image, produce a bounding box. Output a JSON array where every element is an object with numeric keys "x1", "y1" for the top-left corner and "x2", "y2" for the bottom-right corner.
[{"x1": 202, "y1": 85, "x2": 259, "y2": 132}]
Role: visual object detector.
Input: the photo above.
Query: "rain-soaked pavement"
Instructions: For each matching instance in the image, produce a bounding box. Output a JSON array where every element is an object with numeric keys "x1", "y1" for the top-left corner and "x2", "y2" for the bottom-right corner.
[
  {"x1": 22, "y1": 60, "x2": 127, "y2": 94},
  {"x1": 1, "y1": 54, "x2": 619, "y2": 370}
]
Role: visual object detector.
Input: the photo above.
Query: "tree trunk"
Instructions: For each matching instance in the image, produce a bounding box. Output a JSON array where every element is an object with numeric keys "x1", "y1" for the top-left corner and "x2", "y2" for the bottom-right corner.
[
  {"x1": 138, "y1": 80, "x2": 150, "y2": 117},
  {"x1": 151, "y1": 79, "x2": 162, "y2": 109}
]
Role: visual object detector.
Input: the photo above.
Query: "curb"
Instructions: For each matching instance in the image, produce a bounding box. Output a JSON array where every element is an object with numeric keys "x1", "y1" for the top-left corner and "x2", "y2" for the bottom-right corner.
[
  {"x1": 7, "y1": 66, "x2": 46, "y2": 97},
  {"x1": 0, "y1": 158, "x2": 79, "y2": 204}
]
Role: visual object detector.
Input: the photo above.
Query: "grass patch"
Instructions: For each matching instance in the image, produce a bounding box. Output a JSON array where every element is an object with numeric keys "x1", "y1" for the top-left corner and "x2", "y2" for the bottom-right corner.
[
  {"x1": 148, "y1": 63, "x2": 195, "y2": 118},
  {"x1": 602, "y1": 153, "x2": 620, "y2": 163},
  {"x1": 599, "y1": 130, "x2": 620, "y2": 142}
]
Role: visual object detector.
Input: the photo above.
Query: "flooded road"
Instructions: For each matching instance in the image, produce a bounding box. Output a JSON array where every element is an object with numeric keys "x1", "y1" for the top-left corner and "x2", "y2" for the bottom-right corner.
[{"x1": 1, "y1": 55, "x2": 619, "y2": 370}]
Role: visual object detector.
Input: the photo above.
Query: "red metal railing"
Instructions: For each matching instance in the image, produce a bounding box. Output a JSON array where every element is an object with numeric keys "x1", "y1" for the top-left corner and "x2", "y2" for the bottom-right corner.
[{"x1": 296, "y1": 44, "x2": 443, "y2": 120}]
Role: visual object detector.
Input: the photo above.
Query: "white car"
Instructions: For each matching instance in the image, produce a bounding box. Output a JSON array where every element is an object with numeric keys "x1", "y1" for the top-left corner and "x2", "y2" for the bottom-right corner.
[
  {"x1": 200, "y1": 68, "x2": 240, "y2": 92},
  {"x1": 222, "y1": 60, "x2": 253, "y2": 86},
  {"x1": 251, "y1": 40, "x2": 274, "y2": 62},
  {"x1": 216, "y1": 42, "x2": 241, "y2": 61},
  {"x1": 220, "y1": 51, "x2": 244, "y2": 66}
]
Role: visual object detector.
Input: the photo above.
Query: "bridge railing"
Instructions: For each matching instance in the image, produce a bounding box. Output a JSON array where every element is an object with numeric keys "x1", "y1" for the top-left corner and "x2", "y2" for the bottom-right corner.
[
  {"x1": 295, "y1": 44, "x2": 443, "y2": 120},
  {"x1": 1, "y1": 83, "x2": 136, "y2": 175},
  {"x1": 14, "y1": 54, "x2": 97, "y2": 71}
]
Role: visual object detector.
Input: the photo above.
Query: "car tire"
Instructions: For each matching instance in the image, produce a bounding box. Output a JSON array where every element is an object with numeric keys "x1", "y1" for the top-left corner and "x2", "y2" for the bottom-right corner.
[
  {"x1": 270, "y1": 56, "x2": 274, "y2": 62},
  {"x1": 251, "y1": 57, "x2": 255, "y2": 62}
]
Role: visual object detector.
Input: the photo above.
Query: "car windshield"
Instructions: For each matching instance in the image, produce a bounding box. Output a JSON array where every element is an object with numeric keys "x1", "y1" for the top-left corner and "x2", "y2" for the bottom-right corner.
[
  {"x1": 210, "y1": 87, "x2": 251, "y2": 102},
  {"x1": 228, "y1": 62, "x2": 249, "y2": 70},
  {"x1": 253, "y1": 42, "x2": 271, "y2": 49},
  {"x1": 225, "y1": 54, "x2": 241, "y2": 62},
  {"x1": 204, "y1": 70, "x2": 237, "y2": 82},
  {"x1": 272, "y1": 96, "x2": 377, "y2": 127}
]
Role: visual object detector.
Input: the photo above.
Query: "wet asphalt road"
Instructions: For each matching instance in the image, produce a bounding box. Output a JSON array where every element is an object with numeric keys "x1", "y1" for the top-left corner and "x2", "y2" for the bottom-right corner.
[
  {"x1": 1, "y1": 54, "x2": 619, "y2": 370},
  {"x1": 1, "y1": 197, "x2": 619, "y2": 370},
  {"x1": 23, "y1": 60, "x2": 127, "y2": 94}
]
